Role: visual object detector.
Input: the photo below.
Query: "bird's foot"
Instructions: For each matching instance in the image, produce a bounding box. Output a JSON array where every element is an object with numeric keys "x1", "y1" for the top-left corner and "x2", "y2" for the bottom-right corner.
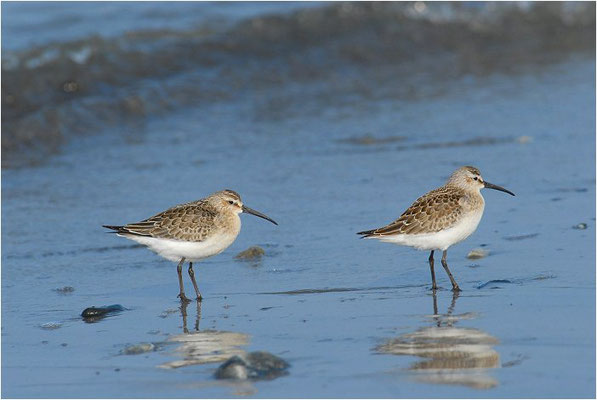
[
  {"x1": 451, "y1": 286, "x2": 462, "y2": 292},
  {"x1": 178, "y1": 293, "x2": 192, "y2": 303}
]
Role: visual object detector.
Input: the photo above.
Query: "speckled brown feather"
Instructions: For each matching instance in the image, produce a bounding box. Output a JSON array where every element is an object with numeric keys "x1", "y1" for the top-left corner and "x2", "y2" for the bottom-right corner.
[
  {"x1": 358, "y1": 186, "x2": 468, "y2": 237},
  {"x1": 111, "y1": 190, "x2": 242, "y2": 242}
]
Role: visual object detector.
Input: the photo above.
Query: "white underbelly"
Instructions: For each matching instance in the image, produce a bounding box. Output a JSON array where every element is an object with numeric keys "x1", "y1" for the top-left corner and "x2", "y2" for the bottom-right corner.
[
  {"x1": 374, "y1": 211, "x2": 484, "y2": 251},
  {"x1": 120, "y1": 232, "x2": 238, "y2": 262}
]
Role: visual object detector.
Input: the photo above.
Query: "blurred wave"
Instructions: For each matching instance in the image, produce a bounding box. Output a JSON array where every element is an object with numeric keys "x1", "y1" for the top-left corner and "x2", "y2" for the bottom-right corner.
[{"x1": 2, "y1": 1, "x2": 594, "y2": 167}]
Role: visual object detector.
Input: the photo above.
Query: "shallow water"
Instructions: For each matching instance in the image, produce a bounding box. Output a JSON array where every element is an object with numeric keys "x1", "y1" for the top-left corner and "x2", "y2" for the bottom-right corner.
[{"x1": 2, "y1": 3, "x2": 596, "y2": 399}]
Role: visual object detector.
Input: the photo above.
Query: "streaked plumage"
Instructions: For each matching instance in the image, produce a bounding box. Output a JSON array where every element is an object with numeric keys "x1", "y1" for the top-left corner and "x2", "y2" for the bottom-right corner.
[
  {"x1": 358, "y1": 166, "x2": 514, "y2": 291},
  {"x1": 105, "y1": 191, "x2": 241, "y2": 246},
  {"x1": 104, "y1": 189, "x2": 277, "y2": 302}
]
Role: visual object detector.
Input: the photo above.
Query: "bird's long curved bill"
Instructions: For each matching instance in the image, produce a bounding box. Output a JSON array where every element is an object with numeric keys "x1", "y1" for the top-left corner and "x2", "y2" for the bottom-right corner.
[
  {"x1": 242, "y1": 205, "x2": 278, "y2": 225},
  {"x1": 484, "y1": 181, "x2": 515, "y2": 196}
]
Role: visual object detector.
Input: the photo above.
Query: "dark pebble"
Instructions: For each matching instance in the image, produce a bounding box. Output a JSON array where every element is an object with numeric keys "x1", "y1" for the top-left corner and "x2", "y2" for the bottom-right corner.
[
  {"x1": 215, "y1": 351, "x2": 289, "y2": 381},
  {"x1": 81, "y1": 304, "x2": 126, "y2": 322}
]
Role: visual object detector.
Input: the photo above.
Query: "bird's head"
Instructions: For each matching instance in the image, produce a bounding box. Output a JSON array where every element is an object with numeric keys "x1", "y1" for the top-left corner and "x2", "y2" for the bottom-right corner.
[
  {"x1": 448, "y1": 166, "x2": 515, "y2": 196},
  {"x1": 212, "y1": 189, "x2": 278, "y2": 225}
]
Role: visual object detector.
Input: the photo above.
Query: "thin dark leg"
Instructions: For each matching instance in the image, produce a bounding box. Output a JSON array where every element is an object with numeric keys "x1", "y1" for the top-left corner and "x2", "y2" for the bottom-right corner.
[
  {"x1": 441, "y1": 250, "x2": 461, "y2": 292},
  {"x1": 177, "y1": 258, "x2": 191, "y2": 303},
  {"x1": 428, "y1": 250, "x2": 438, "y2": 290},
  {"x1": 188, "y1": 262, "x2": 202, "y2": 301}
]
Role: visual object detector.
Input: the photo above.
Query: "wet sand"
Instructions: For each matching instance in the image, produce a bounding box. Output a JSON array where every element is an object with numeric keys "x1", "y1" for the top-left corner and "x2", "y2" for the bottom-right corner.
[{"x1": 2, "y1": 55, "x2": 594, "y2": 397}]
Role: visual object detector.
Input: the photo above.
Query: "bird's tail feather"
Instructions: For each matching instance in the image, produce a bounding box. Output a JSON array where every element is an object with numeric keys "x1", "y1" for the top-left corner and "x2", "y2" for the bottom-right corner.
[
  {"x1": 356, "y1": 229, "x2": 377, "y2": 238},
  {"x1": 103, "y1": 225, "x2": 123, "y2": 232}
]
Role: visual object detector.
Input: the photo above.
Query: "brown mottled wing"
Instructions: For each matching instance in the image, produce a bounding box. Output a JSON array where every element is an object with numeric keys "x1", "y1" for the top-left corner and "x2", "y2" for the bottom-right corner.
[
  {"x1": 359, "y1": 188, "x2": 464, "y2": 237},
  {"x1": 119, "y1": 200, "x2": 217, "y2": 241}
]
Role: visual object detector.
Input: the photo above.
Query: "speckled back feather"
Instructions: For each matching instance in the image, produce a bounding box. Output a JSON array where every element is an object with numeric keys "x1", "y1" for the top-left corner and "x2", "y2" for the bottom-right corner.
[
  {"x1": 116, "y1": 200, "x2": 219, "y2": 241},
  {"x1": 105, "y1": 189, "x2": 242, "y2": 242},
  {"x1": 358, "y1": 186, "x2": 466, "y2": 237}
]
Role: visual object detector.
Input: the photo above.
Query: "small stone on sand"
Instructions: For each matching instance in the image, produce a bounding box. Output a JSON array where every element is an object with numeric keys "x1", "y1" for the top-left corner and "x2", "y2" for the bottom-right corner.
[
  {"x1": 81, "y1": 304, "x2": 126, "y2": 322},
  {"x1": 235, "y1": 246, "x2": 265, "y2": 261},
  {"x1": 40, "y1": 322, "x2": 62, "y2": 330},
  {"x1": 215, "y1": 351, "x2": 289, "y2": 380},
  {"x1": 122, "y1": 343, "x2": 155, "y2": 355},
  {"x1": 467, "y1": 248, "x2": 489, "y2": 260}
]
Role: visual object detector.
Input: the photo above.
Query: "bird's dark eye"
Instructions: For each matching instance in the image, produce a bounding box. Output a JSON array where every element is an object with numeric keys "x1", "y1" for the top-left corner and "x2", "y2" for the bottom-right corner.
[
  {"x1": 228, "y1": 200, "x2": 234, "y2": 205},
  {"x1": 473, "y1": 177, "x2": 478, "y2": 181}
]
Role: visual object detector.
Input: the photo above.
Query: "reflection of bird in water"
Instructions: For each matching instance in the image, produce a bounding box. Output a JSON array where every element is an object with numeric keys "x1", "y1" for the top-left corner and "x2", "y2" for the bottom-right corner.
[
  {"x1": 180, "y1": 299, "x2": 202, "y2": 334},
  {"x1": 375, "y1": 292, "x2": 500, "y2": 389},
  {"x1": 159, "y1": 301, "x2": 249, "y2": 369}
]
